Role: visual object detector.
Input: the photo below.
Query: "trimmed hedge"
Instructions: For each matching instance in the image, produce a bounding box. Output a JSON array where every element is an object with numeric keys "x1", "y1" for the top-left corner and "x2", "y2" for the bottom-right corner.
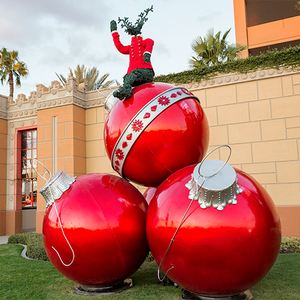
[
  {"x1": 154, "y1": 46, "x2": 300, "y2": 84},
  {"x1": 7, "y1": 233, "x2": 300, "y2": 261},
  {"x1": 8, "y1": 232, "x2": 49, "y2": 261},
  {"x1": 280, "y1": 237, "x2": 300, "y2": 254}
]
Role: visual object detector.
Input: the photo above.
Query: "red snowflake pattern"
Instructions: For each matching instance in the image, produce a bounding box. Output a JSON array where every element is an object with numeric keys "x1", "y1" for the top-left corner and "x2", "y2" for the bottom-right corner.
[
  {"x1": 131, "y1": 119, "x2": 144, "y2": 132},
  {"x1": 115, "y1": 148, "x2": 124, "y2": 160},
  {"x1": 158, "y1": 96, "x2": 170, "y2": 106}
]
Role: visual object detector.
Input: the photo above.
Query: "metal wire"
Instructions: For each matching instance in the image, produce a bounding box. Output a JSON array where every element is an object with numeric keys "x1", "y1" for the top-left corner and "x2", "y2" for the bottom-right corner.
[
  {"x1": 157, "y1": 145, "x2": 232, "y2": 282},
  {"x1": 157, "y1": 178, "x2": 206, "y2": 282},
  {"x1": 30, "y1": 159, "x2": 75, "y2": 267}
]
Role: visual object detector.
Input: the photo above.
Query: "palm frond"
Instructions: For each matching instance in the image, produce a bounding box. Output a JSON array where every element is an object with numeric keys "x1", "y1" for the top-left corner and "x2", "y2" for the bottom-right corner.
[
  {"x1": 190, "y1": 28, "x2": 247, "y2": 68},
  {"x1": 55, "y1": 73, "x2": 67, "y2": 86}
]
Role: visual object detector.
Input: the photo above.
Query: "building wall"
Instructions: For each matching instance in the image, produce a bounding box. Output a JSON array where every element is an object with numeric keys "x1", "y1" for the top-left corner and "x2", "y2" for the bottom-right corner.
[
  {"x1": 0, "y1": 97, "x2": 8, "y2": 235},
  {"x1": 233, "y1": 0, "x2": 300, "y2": 57},
  {"x1": 3, "y1": 92, "x2": 38, "y2": 235},
  {"x1": 0, "y1": 69, "x2": 299, "y2": 237},
  {"x1": 185, "y1": 68, "x2": 300, "y2": 237}
]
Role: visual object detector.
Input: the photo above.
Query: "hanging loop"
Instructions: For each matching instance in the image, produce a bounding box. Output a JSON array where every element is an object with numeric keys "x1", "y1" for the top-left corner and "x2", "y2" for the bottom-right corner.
[
  {"x1": 198, "y1": 145, "x2": 231, "y2": 179},
  {"x1": 30, "y1": 158, "x2": 52, "y2": 182}
]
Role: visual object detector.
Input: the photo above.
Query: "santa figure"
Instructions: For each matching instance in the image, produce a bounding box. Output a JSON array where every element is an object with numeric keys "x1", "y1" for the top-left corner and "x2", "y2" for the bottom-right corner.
[{"x1": 110, "y1": 6, "x2": 154, "y2": 100}]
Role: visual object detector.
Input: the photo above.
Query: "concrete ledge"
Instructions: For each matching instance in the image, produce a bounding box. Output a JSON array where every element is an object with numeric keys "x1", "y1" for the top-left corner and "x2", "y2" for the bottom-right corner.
[{"x1": 19, "y1": 244, "x2": 35, "y2": 260}]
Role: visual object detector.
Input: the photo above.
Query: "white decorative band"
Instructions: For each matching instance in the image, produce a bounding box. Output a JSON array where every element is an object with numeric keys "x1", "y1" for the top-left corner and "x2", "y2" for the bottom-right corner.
[{"x1": 111, "y1": 87, "x2": 199, "y2": 178}]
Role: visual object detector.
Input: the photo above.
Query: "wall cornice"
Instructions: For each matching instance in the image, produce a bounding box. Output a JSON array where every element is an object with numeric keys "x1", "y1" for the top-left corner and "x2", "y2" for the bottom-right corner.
[
  {"x1": 178, "y1": 67, "x2": 298, "y2": 91},
  {"x1": 2, "y1": 68, "x2": 299, "y2": 119}
]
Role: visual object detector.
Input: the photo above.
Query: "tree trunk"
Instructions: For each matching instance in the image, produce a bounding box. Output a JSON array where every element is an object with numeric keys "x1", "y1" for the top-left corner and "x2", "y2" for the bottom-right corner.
[{"x1": 9, "y1": 70, "x2": 14, "y2": 98}]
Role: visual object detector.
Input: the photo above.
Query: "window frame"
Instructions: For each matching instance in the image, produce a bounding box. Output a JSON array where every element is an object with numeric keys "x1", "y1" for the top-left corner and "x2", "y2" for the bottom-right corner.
[{"x1": 14, "y1": 126, "x2": 37, "y2": 210}]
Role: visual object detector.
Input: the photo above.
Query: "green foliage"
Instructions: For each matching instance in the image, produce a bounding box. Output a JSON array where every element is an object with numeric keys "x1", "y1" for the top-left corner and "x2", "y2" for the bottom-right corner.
[
  {"x1": 145, "y1": 251, "x2": 154, "y2": 262},
  {"x1": 154, "y1": 45, "x2": 300, "y2": 84},
  {"x1": 114, "y1": 68, "x2": 154, "y2": 99},
  {"x1": 1, "y1": 244, "x2": 300, "y2": 300},
  {"x1": 189, "y1": 28, "x2": 246, "y2": 68},
  {"x1": 26, "y1": 234, "x2": 49, "y2": 261},
  {"x1": 0, "y1": 47, "x2": 29, "y2": 98},
  {"x1": 8, "y1": 232, "x2": 49, "y2": 261},
  {"x1": 280, "y1": 237, "x2": 300, "y2": 254},
  {"x1": 55, "y1": 64, "x2": 116, "y2": 91},
  {"x1": 8, "y1": 232, "x2": 35, "y2": 245},
  {"x1": 118, "y1": 5, "x2": 153, "y2": 36}
]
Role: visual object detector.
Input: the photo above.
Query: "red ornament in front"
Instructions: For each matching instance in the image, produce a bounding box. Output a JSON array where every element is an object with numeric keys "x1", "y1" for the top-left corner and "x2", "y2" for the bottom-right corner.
[
  {"x1": 146, "y1": 161, "x2": 281, "y2": 297},
  {"x1": 41, "y1": 172, "x2": 148, "y2": 287},
  {"x1": 104, "y1": 82, "x2": 209, "y2": 187}
]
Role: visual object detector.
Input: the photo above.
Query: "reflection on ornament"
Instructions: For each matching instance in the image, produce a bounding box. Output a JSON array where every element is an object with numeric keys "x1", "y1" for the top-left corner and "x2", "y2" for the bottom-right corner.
[
  {"x1": 40, "y1": 171, "x2": 149, "y2": 288},
  {"x1": 146, "y1": 159, "x2": 281, "y2": 298},
  {"x1": 143, "y1": 187, "x2": 157, "y2": 205}
]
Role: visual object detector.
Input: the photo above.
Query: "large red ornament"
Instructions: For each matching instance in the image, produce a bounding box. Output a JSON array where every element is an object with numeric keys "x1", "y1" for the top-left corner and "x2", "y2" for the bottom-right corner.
[
  {"x1": 41, "y1": 172, "x2": 148, "y2": 287},
  {"x1": 104, "y1": 82, "x2": 209, "y2": 187},
  {"x1": 146, "y1": 161, "x2": 281, "y2": 297}
]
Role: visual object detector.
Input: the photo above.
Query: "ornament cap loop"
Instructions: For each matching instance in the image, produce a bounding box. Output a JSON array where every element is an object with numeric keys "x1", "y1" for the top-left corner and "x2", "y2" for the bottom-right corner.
[{"x1": 39, "y1": 171, "x2": 76, "y2": 207}]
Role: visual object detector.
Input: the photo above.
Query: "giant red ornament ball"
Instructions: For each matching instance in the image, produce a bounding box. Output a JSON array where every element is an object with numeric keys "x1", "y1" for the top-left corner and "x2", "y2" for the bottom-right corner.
[
  {"x1": 41, "y1": 172, "x2": 149, "y2": 287},
  {"x1": 104, "y1": 82, "x2": 209, "y2": 187},
  {"x1": 146, "y1": 162, "x2": 281, "y2": 297}
]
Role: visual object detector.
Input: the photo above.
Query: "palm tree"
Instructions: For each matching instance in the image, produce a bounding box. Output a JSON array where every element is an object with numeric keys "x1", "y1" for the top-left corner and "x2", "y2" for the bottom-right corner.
[
  {"x1": 0, "y1": 48, "x2": 29, "y2": 98},
  {"x1": 56, "y1": 65, "x2": 117, "y2": 91},
  {"x1": 189, "y1": 28, "x2": 247, "y2": 68}
]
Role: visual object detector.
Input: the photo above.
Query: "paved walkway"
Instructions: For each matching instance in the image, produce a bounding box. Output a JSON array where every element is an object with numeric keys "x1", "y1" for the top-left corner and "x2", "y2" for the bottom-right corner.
[{"x1": 0, "y1": 236, "x2": 9, "y2": 244}]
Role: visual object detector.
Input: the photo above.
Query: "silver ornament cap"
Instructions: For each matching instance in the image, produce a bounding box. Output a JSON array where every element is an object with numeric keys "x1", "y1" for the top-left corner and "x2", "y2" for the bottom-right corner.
[
  {"x1": 186, "y1": 159, "x2": 243, "y2": 211},
  {"x1": 39, "y1": 171, "x2": 76, "y2": 207},
  {"x1": 104, "y1": 92, "x2": 119, "y2": 112}
]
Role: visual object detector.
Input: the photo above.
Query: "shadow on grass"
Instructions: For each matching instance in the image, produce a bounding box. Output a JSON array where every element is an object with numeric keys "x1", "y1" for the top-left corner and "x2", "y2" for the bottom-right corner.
[{"x1": 0, "y1": 244, "x2": 299, "y2": 300}]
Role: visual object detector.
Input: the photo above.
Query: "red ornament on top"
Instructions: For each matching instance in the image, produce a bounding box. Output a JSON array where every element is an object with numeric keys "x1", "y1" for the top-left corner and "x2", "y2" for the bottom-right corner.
[{"x1": 104, "y1": 82, "x2": 209, "y2": 187}]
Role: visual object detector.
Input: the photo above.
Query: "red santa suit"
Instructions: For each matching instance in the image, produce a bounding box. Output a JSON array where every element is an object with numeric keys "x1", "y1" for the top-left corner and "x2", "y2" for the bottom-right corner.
[{"x1": 111, "y1": 31, "x2": 154, "y2": 74}]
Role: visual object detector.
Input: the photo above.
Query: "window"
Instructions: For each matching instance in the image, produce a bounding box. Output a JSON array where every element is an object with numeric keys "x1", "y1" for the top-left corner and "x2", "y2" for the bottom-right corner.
[
  {"x1": 246, "y1": 0, "x2": 300, "y2": 27},
  {"x1": 21, "y1": 130, "x2": 37, "y2": 209}
]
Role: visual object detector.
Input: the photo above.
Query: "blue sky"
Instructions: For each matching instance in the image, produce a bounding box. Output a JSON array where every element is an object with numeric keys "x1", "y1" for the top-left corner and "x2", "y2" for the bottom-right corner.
[{"x1": 0, "y1": 0, "x2": 236, "y2": 98}]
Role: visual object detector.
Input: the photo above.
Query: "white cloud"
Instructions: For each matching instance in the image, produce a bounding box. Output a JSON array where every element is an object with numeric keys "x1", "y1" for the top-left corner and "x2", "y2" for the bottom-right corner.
[{"x1": 0, "y1": 0, "x2": 235, "y2": 98}]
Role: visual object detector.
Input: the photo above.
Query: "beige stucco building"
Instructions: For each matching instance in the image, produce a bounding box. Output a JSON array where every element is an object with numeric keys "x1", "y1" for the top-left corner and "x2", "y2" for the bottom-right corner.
[{"x1": 1, "y1": 68, "x2": 300, "y2": 237}]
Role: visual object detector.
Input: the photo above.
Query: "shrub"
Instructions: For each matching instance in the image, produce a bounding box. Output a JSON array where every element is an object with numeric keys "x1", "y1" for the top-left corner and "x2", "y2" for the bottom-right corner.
[
  {"x1": 26, "y1": 234, "x2": 49, "y2": 261},
  {"x1": 280, "y1": 237, "x2": 300, "y2": 254},
  {"x1": 8, "y1": 234, "x2": 300, "y2": 261},
  {"x1": 146, "y1": 251, "x2": 154, "y2": 262},
  {"x1": 8, "y1": 232, "x2": 36, "y2": 245},
  {"x1": 8, "y1": 233, "x2": 49, "y2": 261},
  {"x1": 154, "y1": 45, "x2": 300, "y2": 84}
]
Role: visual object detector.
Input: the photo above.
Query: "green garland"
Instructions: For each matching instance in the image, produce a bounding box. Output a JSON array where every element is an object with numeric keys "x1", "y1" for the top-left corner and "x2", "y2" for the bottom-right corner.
[{"x1": 154, "y1": 46, "x2": 300, "y2": 84}]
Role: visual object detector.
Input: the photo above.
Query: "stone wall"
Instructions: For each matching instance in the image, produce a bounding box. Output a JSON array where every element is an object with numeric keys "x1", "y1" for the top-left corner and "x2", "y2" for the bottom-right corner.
[{"x1": 0, "y1": 68, "x2": 299, "y2": 236}]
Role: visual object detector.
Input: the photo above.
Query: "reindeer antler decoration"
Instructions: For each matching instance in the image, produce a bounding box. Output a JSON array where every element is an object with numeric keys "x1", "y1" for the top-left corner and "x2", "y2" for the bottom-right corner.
[{"x1": 118, "y1": 5, "x2": 153, "y2": 35}]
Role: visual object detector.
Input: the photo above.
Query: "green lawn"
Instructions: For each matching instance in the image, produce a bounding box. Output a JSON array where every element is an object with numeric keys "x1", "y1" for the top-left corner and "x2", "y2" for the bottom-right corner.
[{"x1": 0, "y1": 244, "x2": 299, "y2": 300}]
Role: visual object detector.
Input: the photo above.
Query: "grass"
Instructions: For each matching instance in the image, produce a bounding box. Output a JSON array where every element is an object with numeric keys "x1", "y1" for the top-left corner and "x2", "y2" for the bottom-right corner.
[{"x1": 0, "y1": 244, "x2": 299, "y2": 300}]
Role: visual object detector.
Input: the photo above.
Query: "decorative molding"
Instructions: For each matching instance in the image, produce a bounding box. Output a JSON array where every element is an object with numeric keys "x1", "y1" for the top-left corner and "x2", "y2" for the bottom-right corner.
[
  {"x1": 2, "y1": 68, "x2": 299, "y2": 119},
  {"x1": 178, "y1": 67, "x2": 298, "y2": 91}
]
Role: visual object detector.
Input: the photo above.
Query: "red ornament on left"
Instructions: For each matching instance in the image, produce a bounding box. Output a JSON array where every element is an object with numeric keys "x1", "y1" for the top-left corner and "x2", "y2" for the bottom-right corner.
[{"x1": 40, "y1": 171, "x2": 149, "y2": 289}]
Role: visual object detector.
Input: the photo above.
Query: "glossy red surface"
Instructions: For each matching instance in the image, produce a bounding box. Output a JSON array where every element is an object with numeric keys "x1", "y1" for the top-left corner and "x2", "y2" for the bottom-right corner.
[
  {"x1": 146, "y1": 165, "x2": 281, "y2": 297},
  {"x1": 104, "y1": 82, "x2": 209, "y2": 187},
  {"x1": 143, "y1": 187, "x2": 157, "y2": 205},
  {"x1": 43, "y1": 173, "x2": 149, "y2": 287}
]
